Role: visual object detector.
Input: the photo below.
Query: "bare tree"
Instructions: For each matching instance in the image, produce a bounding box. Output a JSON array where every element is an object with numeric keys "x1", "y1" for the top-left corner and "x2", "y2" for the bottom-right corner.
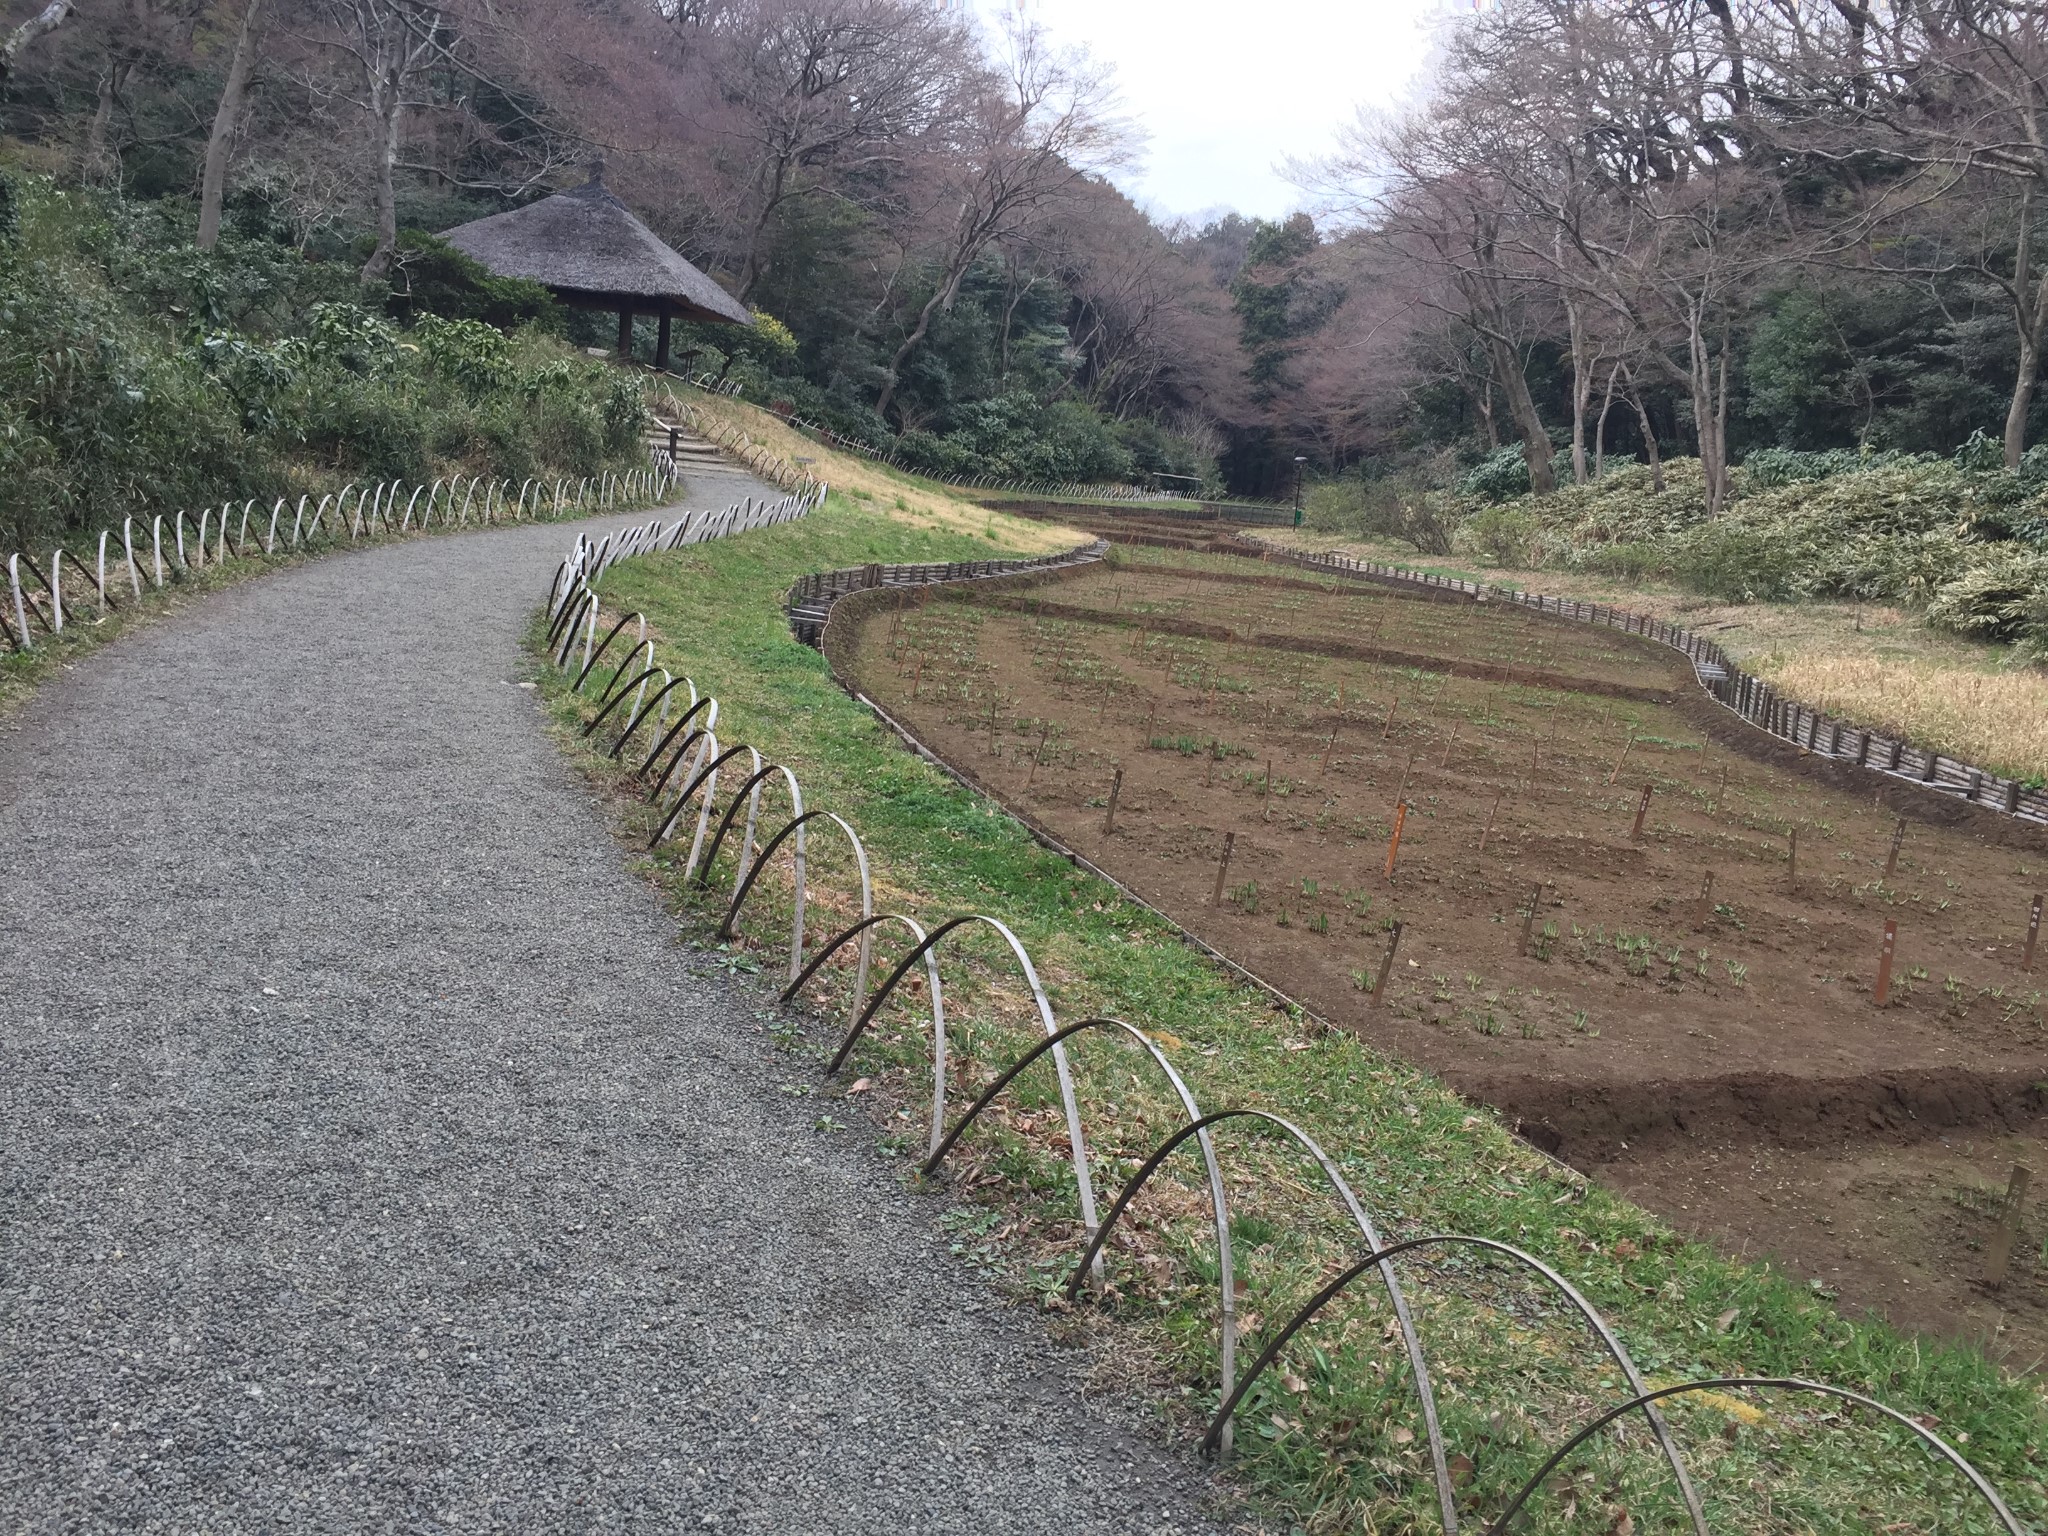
[
  {"x1": 1753, "y1": 0, "x2": 2048, "y2": 464},
  {"x1": 0, "y1": 0, "x2": 78, "y2": 88},
  {"x1": 197, "y1": 0, "x2": 267, "y2": 248},
  {"x1": 680, "y1": 0, "x2": 975, "y2": 302},
  {"x1": 873, "y1": 20, "x2": 1128, "y2": 419}
]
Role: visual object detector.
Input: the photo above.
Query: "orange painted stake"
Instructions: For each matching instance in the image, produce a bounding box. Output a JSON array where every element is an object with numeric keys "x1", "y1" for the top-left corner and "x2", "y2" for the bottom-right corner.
[
  {"x1": 1875, "y1": 918, "x2": 1898, "y2": 1006},
  {"x1": 1369, "y1": 921, "x2": 1405, "y2": 1007},
  {"x1": 2025, "y1": 894, "x2": 2042, "y2": 973},
  {"x1": 1384, "y1": 800, "x2": 1409, "y2": 881},
  {"x1": 1210, "y1": 831, "x2": 1235, "y2": 907},
  {"x1": 1630, "y1": 784, "x2": 1653, "y2": 842}
]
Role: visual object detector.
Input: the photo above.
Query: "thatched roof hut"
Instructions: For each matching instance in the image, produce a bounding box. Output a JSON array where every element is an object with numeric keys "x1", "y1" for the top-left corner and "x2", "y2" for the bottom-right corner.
[{"x1": 441, "y1": 167, "x2": 749, "y2": 369}]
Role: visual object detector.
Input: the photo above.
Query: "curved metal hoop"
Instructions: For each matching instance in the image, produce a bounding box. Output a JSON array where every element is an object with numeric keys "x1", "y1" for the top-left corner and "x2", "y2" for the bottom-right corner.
[
  {"x1": 638, "y1": 697, "x2": 717, "y2": 787},
  {"x1": 717, "y1": 807, "x2": 874, "y2": 991},
  {"x1": 1203, "y1": 1230, "x2": 1717, "y2": 1536},
  {"x1": 649, "y1": 741, "x2": 752, "y2": 851},
  {"x1": 610, "y1": 672, "x2": 696, "y2": 759},
  {"x1": 1484, "y1": 1378, "x2": 2025, "y2": 1536},
  {"x1": 1052, "y1": 1104, "x2": 1455, "y2": 1506},
  {"x1": 825, "y1": 913, "x2": 1100, "y2": 1248},
  {"x1": 580, "y1": 665, "x2": 666, "y2": 741},
  {"x1": 695, "y1": 762, "x2": 802, "y2": 893},
  {"x1": 572, "y1": 610, "x2": 646, "y2": 692},
  {"x1": 780, "y1": 912, "x2": 948, "y2": 1147}
]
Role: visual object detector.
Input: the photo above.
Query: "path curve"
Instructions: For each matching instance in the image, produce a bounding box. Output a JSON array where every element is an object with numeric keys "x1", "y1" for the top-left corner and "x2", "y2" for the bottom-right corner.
[{"x1": 0, "y1": 488, "x2": 1225, "y2": 1534}]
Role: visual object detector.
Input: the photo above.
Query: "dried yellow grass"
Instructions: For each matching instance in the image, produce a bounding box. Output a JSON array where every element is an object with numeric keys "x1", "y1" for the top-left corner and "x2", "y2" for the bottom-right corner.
[
  {"x1": 671, "y1": 390, "x2": 1080, "y2": 553},
  {"x1": 1751, "y1": 653, "x2": 2048, "y2": 782}
]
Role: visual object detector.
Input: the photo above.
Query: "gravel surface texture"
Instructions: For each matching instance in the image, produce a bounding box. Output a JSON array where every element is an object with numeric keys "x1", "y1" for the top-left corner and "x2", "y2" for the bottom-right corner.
[{"x1": 0, "y1": 490, "x2": 1230, "y2": 1534}]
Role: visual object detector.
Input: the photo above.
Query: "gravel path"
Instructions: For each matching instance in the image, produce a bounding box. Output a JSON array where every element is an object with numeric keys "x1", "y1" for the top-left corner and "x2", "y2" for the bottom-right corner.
[{"x1": 0, "y1": 490, "x2": 1230, "y2": 1534}]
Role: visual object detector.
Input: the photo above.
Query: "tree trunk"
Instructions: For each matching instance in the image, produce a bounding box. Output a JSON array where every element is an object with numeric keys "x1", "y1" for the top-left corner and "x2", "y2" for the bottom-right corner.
[
  {"x1": 0, "y1": 0, "x2": 74, "y2": 86},
  {"x1": 2004, "y1": 190, "x2": 2047, "y2": 468},
  {"x1": 1468, "y1": 382, "x2": 1498, "y2": 449},
  {"x1": 83, "y1": 66, "x2": 118, "y2": 185},
  {"x1": 1484, "y1": 333, "x2": 1555, "y2": 494},
  {"x1": 1594, "y1": 358, "x2": 1621, "y2": 479},
  {"x1": 1686, "y1": 309, "x2": 1730, "y2": 517},
  {"x1": 1629, "y1": 385, "x2": 1663, "y2": 492},
  {"x1": 358, "y1": 65, "x2": 402, "y2": 284},
  {"x1": 1566, "y1": 302, "x2": 1592, "y2": 485},
  {"x1": 198, "y1": 0, "x2": 267, "y2": 251}
]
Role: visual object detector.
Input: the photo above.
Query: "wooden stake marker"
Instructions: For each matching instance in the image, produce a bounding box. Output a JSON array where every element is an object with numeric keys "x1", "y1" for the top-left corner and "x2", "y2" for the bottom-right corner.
[
  {"x1": 1369, "y1": 921, "x2": 1405, "y2": 1008},
  {"x1": 910, "y1": 653, "x2": 925, "y2": 699},
  {"x1": 1693, "y1": 870, "x2": 1716, "y2": 931},
  {"x1": 1630, "y1": 784, "x2": 1653, "y2": 842},
  {"x1": 2025, "y1": 894, "x2": 2042, "y2": 973},
  {"x1": 1384, "y1": 801, "x2": 1409, "y2": 881},
  {"x1": 1210, "y1": 831, "x2": 1235, "y2": 907},
  {"x1": 1321, "y1": 725, "x2": 1339, "y2": 776},
  {"x1": 1884, "y1": 817, "x2": 1907, "y2": 881},
  {"x1": 1985, "y1": 1164, "x2": 2033, "y2": 1291},
  {"x1": 1027, "y1": 723, "x2": 1052, "y2": 785},
  {"x1": 1607, "y1": 734, "x2": 1637, "y2": 787},
  {"x1": 1382, "y1": 696, "x2": 1399, "y2": 740},
  {"x1": 1102, "y1": 766, "x2": 1123, "y2": 836},
  {"x1": 1478, "y1": 789, "x2": 1504, "y2": 853},
  {"x1": 1439, "y1": 722, "x2": 1460, "y2": 769},
  {"x1": 1788, "y1": 826, "x2": 1799, "y2": 883},
  {"x1": 1518, "y1": 881, "x2": 1544, "y2": 957},
  {"x1": 1875, "y1": 918, "x2": 1898, "y2": 1006}
]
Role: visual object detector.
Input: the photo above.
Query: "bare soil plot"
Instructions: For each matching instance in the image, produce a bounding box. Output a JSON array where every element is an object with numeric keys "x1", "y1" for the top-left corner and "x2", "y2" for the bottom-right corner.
[{"x1": 836, "y1": 544, "x2": 2048, "y2": 1361}]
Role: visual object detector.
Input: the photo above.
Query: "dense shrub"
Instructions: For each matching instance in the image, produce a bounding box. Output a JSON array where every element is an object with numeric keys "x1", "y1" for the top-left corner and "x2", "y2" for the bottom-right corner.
[{"x1": 0, "y1": 175, "x2": 652, "y2": 553}]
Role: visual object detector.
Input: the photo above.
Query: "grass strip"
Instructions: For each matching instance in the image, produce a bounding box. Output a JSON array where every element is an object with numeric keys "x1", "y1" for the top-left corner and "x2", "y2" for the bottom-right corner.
[{"x1": 536, "y1": 488, "x2": 2048, "y2": 1535}]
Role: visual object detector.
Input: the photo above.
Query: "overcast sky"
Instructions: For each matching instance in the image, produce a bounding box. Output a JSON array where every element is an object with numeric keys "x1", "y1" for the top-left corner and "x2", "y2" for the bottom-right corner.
[{"x1": 970, "y1": 0, "x2": 1449, "y2": 224}]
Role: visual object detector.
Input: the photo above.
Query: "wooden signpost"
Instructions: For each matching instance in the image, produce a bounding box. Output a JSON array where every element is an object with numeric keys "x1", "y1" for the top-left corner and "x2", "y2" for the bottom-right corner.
[
  {"x1": 1875, "y1": 918, "x2": 1898, "y2": 1006},
  {"x1": 1102, "y1": 766, "x2": 1123, "y2": 836},
  {"x1": 2025, "y1": 894, "x2": 2042, "y2": 974},
  {"x1": 1630, "y1": 784, "x2": 1653, "y2": 842},
  {"x1": 1884, "y1": 817, "x2": 1907, "y2": 881},
  {"x1": 1694, "y1": 871, "x2": 1716, "y2": 930},
  {"x1": 1788, "y1": 826, "x2": 1798, "y2": 883}
]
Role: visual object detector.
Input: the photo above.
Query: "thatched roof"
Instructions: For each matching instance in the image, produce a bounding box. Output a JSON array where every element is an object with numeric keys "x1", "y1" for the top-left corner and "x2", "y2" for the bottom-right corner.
[{"x1": 441, "y1": 171, "x2": 751, "y2": 326}]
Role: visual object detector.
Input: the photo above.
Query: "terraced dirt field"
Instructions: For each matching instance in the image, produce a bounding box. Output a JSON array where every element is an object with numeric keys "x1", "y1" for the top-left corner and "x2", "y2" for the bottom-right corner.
[{"x1": 835, "y1": 543, "x2": 2048, "y2": 1361}]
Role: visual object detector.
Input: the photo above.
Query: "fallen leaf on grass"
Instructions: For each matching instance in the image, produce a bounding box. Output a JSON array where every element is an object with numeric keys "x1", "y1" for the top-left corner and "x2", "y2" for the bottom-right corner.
[
  {"x1": 1715, "y1": 1307, "x2": 1739, "y2": 1333},
  {"x1": 1279, "y1": 1371, "x2": 1308, "y2": 1394},
  {"x1": 1389, "y1": 1425, "x2": 1415, "y2": 1445},
  {"x1": 1608, "y1": 1510, "x2": 1635, "y2": 1536},
  {"x1": 847, "y1": 1079, "x2": 873, "y2": 1095}
]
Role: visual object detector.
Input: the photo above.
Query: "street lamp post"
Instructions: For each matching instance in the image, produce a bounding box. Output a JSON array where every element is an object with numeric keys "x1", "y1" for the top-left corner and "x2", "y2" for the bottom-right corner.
[{"x1": 1293, "y1": 456, "x2": 1309, "y2": 526}]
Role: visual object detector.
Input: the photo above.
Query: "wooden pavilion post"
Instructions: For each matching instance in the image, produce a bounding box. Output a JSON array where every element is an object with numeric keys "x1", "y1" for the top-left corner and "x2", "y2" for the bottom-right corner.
[
  {"x1": 617, "y1": 307, "x2": 634, "y2": 359},
  {"x1": 656, "y1": 313, "x2": 673, "y2": 372}
]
